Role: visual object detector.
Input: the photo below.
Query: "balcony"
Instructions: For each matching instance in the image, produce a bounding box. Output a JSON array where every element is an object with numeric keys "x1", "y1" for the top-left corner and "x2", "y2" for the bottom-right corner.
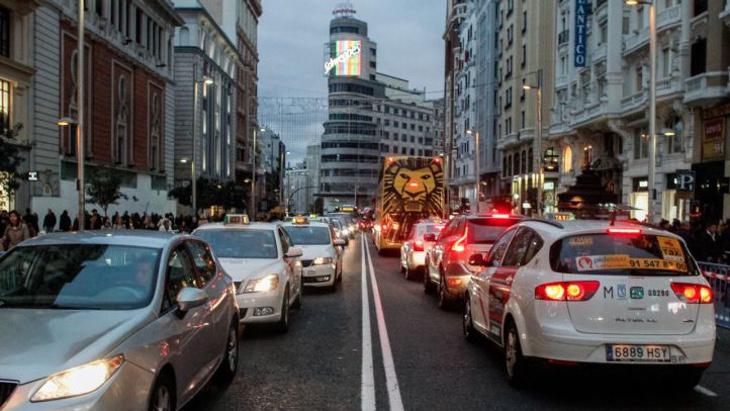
[
  {"x1": 592, "y1": 43, "x2": 607, "y2": 63},
  {"x1": 450, "y1": 3, "x2": 468, "y2": 24},
  {"x1": 721, "y1": 0, "x2": 730, "y2": 27},
  {"x1": 623, "y1": 5, "x2": 682, "y2": 56},
  {"x1": 555, "y1": 74, "x2": 569, "y2": 89},
  {"x1": 684, "y1": 71, "x2": 730, "y2": 106},
  {"x1": 621, "y1": 91, "x2": 648, "y2": 113}
]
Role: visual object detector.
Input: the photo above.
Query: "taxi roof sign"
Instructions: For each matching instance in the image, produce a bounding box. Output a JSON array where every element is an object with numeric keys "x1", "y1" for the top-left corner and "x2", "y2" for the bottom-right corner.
[
  {"x1": 292, "y1": 216, "x2": 309, "y2": 225},
  {"x1": 224, "y1": 214, "x2": 250, "y2": 225}
]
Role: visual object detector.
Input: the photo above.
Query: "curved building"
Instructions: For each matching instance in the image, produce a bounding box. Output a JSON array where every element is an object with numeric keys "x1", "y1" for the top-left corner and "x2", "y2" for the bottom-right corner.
[{"x1": 319, "y1": 5, "x2": 383, "y2": 210}]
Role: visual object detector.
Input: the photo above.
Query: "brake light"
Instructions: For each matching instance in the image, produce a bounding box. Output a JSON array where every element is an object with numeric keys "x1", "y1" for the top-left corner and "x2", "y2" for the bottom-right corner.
[
  {"x1": 670, "y1": 283, "x2": 713, "y2": 304},
  {"x1": 607, "y1": 227, "x2": 641, "y2": 236},
  {"x1": 451, "y1": 227, "x2": 468, "y2": 253},
  {"x1": 413, "y1": 240, "x2": 424, "y2": 251},
  {"x1": 535, "y1": 281, "x2": 600, "y2": 301},
  {"x1": 490, "y1": 213, "x2": 511, "y2": 219}
]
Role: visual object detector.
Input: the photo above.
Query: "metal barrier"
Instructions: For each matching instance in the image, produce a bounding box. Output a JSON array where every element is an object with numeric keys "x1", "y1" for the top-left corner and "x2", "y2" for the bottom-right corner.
[{"x1": 698, "y1": 262, "x2": 730, "y2": 329}]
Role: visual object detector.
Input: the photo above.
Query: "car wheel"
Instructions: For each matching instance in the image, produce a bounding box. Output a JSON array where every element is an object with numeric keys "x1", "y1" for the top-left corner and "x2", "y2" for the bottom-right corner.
[
  {"x1": 504, "y1": 322, "x2": 528, "y2": 388},
  {"x1": 149, "y1": 373, "x2": 176, "y2": 411},
  {"x1": 671, "y1": 368, "x2": 704, "y2": 390},
  {"x1": 275, "y1": 288, "x2": 290, "y2": 333},
  {"x1": 214, "y1": 321, "x2": 239, "y2": 384},
  {"x1": 463, "y1": 295, "x2": 478, "y2": 343},
  {"x1": 423, "y1": 264, "x2": 435, "y2": 294},
  {"x1": 438, "y1": 277, "x2": 452, "y2": 310},
  {"x1": 292, "y1": 281, "x2": 302, "y2": 309}
]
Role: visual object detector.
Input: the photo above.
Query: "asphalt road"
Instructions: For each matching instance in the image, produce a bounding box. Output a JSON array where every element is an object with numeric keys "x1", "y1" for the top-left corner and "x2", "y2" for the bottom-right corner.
[{"x1": 186, "y1": 234, "x2": 730, "y2": 410}]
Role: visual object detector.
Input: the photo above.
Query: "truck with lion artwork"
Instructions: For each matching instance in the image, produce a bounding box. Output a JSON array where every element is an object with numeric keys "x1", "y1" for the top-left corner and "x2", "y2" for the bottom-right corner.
[{"x1": 372, "y1": 156, "x2": 446, "y2": 254}]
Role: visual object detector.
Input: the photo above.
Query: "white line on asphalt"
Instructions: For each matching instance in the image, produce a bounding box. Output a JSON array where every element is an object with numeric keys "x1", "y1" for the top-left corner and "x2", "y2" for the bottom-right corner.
[
  {"x1": 365, "y1": 238, "x2": 405, "y2": 411},
  {"x1": 694, "y1": 385, "x2": 718, "y2": 397},
  {"x1": 361, "y1": 235, "x2": 376, "y2": 411}
]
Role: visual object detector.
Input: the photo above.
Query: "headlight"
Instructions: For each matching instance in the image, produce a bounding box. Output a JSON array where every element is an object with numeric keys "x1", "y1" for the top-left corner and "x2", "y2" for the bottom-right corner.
[
  {"x1": 313, "y1": 257, "x2": 334, "y2": 265},
  {"x1": 32, "y1": 355, "x2": 124, "y2": 402},
  {"x1": 243, "y1": 274, "x2": 280, "y2": 293}
]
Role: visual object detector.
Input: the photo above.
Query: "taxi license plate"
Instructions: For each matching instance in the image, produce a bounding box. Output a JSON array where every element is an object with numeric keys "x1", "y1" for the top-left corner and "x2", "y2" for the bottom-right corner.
[{"x1": 606, "y1": 344, "x2": 671, "y2": 362}]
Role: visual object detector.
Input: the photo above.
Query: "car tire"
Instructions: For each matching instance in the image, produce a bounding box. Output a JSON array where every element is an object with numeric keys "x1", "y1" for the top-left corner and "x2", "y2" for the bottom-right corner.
[
  {"x1": 214, "y1": 321, "x2": 239, "y2": 384},
  {"x1": 292, "y1": 282, "x2": 302, "y2": 309},
  {"x1": 463, "y1": 295, "x2": 478, "y2": 343},
  {"x1": 671, "y1": 368, "x2": 704, "y2": 390},
  {"x1": 275, "y1": 288, "x2": 290, "y2": 333},
  {"x1": 437, "y1": 277, "x2": 453, "y2": 310},
  {"x1": 504, "y1": 322, "x2": 528, "y2": 388},
  {"x1": 423, "y1": 264, "x2": 436, "y2": 294},
  {"x1": 149, "y1": 373, "x2": 176, "y2": 411}
]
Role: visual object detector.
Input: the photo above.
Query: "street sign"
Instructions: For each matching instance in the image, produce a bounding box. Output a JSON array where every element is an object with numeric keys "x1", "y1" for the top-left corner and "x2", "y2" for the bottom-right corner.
[
  {"x1": 574, "y1": 0, "x2": 589, "y2": 67},
  {"x1": 676, "y1": 170, "x2": 695, "y2": 192},
  {"x1": 28, "y1": 171, "x2": 38, "y2": 182}
]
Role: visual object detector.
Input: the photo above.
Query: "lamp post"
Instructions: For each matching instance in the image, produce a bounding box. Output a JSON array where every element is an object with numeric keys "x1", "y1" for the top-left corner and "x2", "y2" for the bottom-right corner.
[
  {"x1": 523, "y1": 69, "x2": 543, "y2": 217},
  {"x1": 466, "y1": 129, "x2": 480, "y2": 214},
  {"x1": 626, "y1": 0, "x2": 657, "y2": 222},
  {"x1": 190, "y1": 64, "x2": 214, "y2": 216}
]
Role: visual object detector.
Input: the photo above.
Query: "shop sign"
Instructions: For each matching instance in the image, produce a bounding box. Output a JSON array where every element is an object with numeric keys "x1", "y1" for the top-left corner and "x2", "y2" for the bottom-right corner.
[
  {"x1": 702, "y1": 118, "x2": 725, "y2": 161},
  {"x1": 632, "y1": 177, "x2": 648, "y2": 192},
  {"x1": 675, "y1": 170, "x2": 695, "y2": 193},
  {"x1": 574, "y1": 0, "x2": 589, "y2": 67}
]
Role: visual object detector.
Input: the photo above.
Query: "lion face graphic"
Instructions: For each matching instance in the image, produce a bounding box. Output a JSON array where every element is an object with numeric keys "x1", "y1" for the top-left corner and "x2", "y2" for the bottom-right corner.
[{"x1": 382, "y1": 158, "x2": 444, "y2": 216}]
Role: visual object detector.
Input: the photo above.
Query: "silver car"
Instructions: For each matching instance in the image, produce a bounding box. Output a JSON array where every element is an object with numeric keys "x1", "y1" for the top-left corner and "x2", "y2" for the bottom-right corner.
[{"x1": 0, "y1": 231, "x2": 240, "y2": 410}]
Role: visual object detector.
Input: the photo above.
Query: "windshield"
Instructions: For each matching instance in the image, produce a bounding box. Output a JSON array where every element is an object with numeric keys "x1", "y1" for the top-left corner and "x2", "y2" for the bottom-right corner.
[
  {"x1": 468, "y1": 219, "x2": 521, "y2": 244},
  {"x1": 195, "y1": 229, "x2": 278, "y2": 259},
  {"x1": 0, "y1": 245, "x2": 161, "y2": 310},
  {"x1": 285, "y1": 226, "x2": 332, "y2": 245},
  {"x1": 550, "y1": 233, "x2": 699, "y2": 276},
  {"x1": 415, "y1": 224, "x2": 443, "y2": 239}
]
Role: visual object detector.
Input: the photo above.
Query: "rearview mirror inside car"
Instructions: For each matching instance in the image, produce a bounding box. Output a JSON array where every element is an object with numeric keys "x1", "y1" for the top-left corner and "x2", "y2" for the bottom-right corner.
[{"x1": 468, "y1": 253, "x2": 488, "y2": 267}]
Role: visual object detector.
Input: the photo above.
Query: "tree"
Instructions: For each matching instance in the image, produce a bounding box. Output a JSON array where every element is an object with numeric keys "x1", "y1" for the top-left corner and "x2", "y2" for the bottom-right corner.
[
  {"x1": 0, "y1": 124, "x2": 25, "y2": 195},
  {"x1": 86, "y1": 167, "x2": 128, "y2": 216}
]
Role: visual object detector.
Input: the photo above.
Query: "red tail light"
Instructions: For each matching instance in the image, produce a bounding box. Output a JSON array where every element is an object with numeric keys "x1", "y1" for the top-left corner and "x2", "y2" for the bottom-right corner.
[
  {"x1": 535, "y1": 281, "x2": 600, "y2": 301},
  {"x1": 413, "y1": 240, "x2": 424, "y2": 251},
  {"x1": 607, "y1": 227, "x2": 641, "y2": 236},
  {"x1": 450, "y1": 227, "x2": 469, "y2": 253},
  {"x1": 670, "y1": 283, "x2": 713, "y2": 304}
]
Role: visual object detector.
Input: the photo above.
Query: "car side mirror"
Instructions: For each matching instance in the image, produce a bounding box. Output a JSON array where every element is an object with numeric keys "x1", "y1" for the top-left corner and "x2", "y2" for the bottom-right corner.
[
  {"x1": 286, "y1": 247, "x2": 303, "y2": 258},
  {"x1": 423, "y1": 233, "x2": 437, "y2": 242},
  {"x1": 468, "y1": 253, "x2": 488, "y2": 267},
  {"x1": 334, "y1": 238, "x2": 346, "y2": 246},
  {"x1": 176, "y1": 287, "x2": 209, "y2": 314}
]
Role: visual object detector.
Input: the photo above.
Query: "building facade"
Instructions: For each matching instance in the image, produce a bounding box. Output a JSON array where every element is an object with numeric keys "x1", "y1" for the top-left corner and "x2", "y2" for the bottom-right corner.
[
  {"x1": 27, "y1": 0, "x2": 182, "y2": 217},
  {"x1": 173, "y1": 1, "x2": 239, "y2": 207},
  {"x1": 257, "y1": 126, "x2": 285, "y2": 212}
]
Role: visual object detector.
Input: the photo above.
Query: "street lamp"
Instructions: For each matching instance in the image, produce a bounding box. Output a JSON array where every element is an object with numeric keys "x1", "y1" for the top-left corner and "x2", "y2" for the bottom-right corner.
[
  {"x1": 466, "y1": 129, "x2": 480, "y2": 214},
  {"x1": 523, "y1": 69, "x2": 543, "y2": 217},
  {"x1": 626, "y1": 0, "x2": 657, "y2": 222}
]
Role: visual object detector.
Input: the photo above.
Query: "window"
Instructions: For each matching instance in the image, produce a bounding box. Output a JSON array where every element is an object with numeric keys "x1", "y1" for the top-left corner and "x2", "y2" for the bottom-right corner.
[
  {"x1": 522, "y1": 11, "x2": 527, "y2": 33},
  {"x1": 521, "y1": 44, "x2": 526, "y2": 67},
  {"x1": 634, "y1": 129, "x2": 649, "y2": 159},
  {"x1": 503, "y1": 227, "x2": 542, "y2": 267},
  {"x1": 487, "y1": 228, "x2": 516, "y2": 267},
  {"x1": 635, "y1": 66, "x2": 643, "y2": 93},
  {"x1": 187, "y1": 241, "x2": 217, "y2": 286},
  {"x1": 661, "y1": 47, "x2": 671, "y2": 78},
  {"x1": 0, "y1": 79, "x2": 10, "y2": 132},
  {"x1": 598, "y1": 21, "x2": 608, "y2": 45},
  {"x1": 0, "y1": 6, "x2": 9, "y2": 57},
  {"x1": 163, "y1": 246, "x2": 198, "y2": 310},
  {"x1": 520, "y1": 110, "x2": 525, "y2": 129},
  {"x1": 563, "y1": 146, "x2": 573, "y2": 172}
]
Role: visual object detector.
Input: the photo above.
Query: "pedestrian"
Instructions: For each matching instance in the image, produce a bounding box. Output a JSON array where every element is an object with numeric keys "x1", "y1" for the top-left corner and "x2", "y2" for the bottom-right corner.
[
  {"x1": 695, "y1": 222, "x2": 722, "y2": 262},
  {"x1": 158, "y1": 217, "x2": 174, "y2": 233},
  {"x1": 2, "y1": 210, "x2": 30, "y2": 250},
  {"x1": 43, "y1": 209, "x2": 57, "y2": 233},
  {"x1": 23, "y1": 208, "x2": 38, "y2": 237},
  {"x1": 0, "y1": 210, "x2": 8, "y2": 237},
  {"x1": 58, "y1": 210, "x2": 71, "y2": 231},
  {"x1": 89, "y1": 209, "x2": 102, "y2": 230}
]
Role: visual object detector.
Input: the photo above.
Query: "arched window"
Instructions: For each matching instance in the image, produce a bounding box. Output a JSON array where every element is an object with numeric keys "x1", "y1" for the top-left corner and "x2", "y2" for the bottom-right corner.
[{"x1": 563, "y1": 146, "x2": 573, "y2": 173}]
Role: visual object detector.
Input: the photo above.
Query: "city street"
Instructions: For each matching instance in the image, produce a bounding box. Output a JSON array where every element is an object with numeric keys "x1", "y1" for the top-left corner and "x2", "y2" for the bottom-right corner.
[{"x1": 188, "y1": 234, "x2": 730, "y2": 411}]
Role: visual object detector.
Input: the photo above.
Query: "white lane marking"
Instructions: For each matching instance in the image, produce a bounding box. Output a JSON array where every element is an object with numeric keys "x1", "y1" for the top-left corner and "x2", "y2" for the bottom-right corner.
[
  {"x1": 365, "y1": 238, "x2": 405, "y2": 411},
  {"x1": 694, "y1": 385, "x2": 718, "y2": 397},
  {"x1": 361, "y1": 235, "x2": 376, "y2": 411}
]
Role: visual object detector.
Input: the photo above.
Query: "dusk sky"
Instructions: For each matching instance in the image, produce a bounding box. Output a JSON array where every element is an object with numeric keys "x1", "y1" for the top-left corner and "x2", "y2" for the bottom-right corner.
[{"x1": 257, "y1": 0, "x2": 446, "y2": 161}]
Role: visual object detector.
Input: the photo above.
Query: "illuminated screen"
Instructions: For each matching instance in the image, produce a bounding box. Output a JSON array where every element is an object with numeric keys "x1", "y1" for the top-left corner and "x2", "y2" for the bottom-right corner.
[{"x1": 325, "y1": 40, "x2": 362, "y2": 77}]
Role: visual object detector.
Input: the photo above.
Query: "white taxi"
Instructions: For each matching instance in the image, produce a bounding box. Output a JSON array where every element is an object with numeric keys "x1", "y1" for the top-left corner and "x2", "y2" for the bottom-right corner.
[
  {"x1": 463, "y1": 219, "x2": 715, "y2": 389},
  {"x1": 194, "y1": 215, "x2": 303, "y2": 332},
  {"x1": 400, "y1": 221, "x2": 444, "y2": 280},
  {"x1": 283, "y1": 217, "x2": 345, "y2": 292}
]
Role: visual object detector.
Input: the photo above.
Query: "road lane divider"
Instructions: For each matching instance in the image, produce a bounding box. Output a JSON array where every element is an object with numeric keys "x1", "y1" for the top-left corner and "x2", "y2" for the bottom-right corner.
[
  {"x1": 361, "y1": 235, "x2": 376, "y2": 411},
  {"x1": 364, "y1": 236, "x2": 405, "y2": 411}
]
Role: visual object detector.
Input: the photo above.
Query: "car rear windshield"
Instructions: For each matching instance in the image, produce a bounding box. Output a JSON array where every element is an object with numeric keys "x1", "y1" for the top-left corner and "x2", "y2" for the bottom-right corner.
[
  {"x1": 0, "y1": 244, "x2": 161, "y2": 310},
  {"x1": 415, "y1": 224, "x2": 443, "y2": 239},
  {"x1": 468, "y1": 218, "x2": 521, "y2": 244},
  {"x1": 196, "y1": 229, "x2": 278, "y2": 259},
  {"x1": 549, "y1": 233, "x2": 699, "y2": 276},
  {"x1": 284, "y1": 226, "x2": 331, "y2": 245}
]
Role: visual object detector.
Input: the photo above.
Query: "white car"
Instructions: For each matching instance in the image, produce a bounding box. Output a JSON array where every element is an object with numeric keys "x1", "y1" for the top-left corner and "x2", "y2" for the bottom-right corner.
[
  {"x1": 194, "y1": 215, "x2": 303, "y2": 332},
  {"x1": 463, "y1": 219, "x2": 716, "y2": 389},
  {"x1": 283, "y1": 218, "x2": 345, "y2": 292},
  {"x1": 400, "y1": 221, "x2": 444, "y2": 280}
]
